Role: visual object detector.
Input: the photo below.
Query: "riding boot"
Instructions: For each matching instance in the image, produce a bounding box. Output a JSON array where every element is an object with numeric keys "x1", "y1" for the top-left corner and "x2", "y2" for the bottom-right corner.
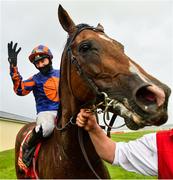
[{"x1": 22, "y1": 126, "x2": 43, "y2": 167}]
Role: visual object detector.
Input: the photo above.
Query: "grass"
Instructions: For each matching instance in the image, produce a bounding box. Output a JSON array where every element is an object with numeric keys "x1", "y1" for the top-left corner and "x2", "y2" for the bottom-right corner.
[
  {"x1": 0, "y1": 130, "x2": 157, "y2": 179},
  {"x1": 0, "y1": 149, "x2": 16, "y2": 179},
  {"x1": 106, "y1": 163, "x2": 156, "y2": 179}
]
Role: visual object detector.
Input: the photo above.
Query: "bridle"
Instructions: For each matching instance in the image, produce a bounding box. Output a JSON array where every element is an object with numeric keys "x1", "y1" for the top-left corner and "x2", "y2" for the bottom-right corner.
[
  {"x1": 57, "y1": 24, "x2": 125, "y2": 131},
  {"x1": 57, "y1": 24, "x2": 125, "y2": 179},
  {"x1": 66, "y1": 25, "x2": 104, "y2": 101}
]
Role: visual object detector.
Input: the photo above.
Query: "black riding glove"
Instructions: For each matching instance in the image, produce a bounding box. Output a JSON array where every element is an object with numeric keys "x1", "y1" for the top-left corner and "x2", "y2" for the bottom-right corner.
[{"x1": 7, "y1": 41, "x2": 21, "y2": 67}]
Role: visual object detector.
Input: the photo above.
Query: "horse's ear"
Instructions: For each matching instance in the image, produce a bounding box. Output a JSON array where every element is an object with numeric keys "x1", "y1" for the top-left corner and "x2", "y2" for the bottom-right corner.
[
  {"x1": 96, "y1": 23, "x2": 104, "y2": 32},
  {"x1": 58, "y1": 5, "x2": 76, "y2": 35}
]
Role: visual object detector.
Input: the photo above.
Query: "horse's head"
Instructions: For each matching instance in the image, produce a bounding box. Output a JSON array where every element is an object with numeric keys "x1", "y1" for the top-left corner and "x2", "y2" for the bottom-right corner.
[{"x1": 58, "y1": 5, "x2": 171, "y2": 130}]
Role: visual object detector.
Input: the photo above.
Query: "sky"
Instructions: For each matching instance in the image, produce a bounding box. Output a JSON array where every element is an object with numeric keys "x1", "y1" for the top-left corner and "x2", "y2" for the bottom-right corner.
[{"x1": 0, "y1": 0, "x2": 173, "y2": 125}]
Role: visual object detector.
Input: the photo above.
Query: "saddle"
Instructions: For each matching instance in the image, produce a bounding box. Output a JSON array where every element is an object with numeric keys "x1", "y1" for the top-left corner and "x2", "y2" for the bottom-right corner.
[{"x1": 18, "y1": 130, "x2": 41, "y2": 179}]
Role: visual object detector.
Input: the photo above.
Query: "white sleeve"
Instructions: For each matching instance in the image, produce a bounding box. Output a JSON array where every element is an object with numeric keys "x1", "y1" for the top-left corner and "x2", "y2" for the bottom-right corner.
[{"x1": 112, "y1": 133, "x2": 157, "y2": 176}]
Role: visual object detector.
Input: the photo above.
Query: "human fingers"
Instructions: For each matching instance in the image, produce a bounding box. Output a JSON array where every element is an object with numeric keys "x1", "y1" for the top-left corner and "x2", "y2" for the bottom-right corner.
[
  {"x1": 7, "y1": 41, "x2": 13, "y2": 54},
  {"x1": 77, "y1": 111, "x2": 88, "y2": 122},
  {"x1": 76, "y1": 116, "x2": 87, "y2": 127},
  {"x1": 80, "y1": 109, "x2": 94, "y2": 119},
  {"x1": 13, "y1": 42, "x2": 18, "y2": 51},
  {"x1": 16, "y1": 47, "x2": 21, "y2": 55}
]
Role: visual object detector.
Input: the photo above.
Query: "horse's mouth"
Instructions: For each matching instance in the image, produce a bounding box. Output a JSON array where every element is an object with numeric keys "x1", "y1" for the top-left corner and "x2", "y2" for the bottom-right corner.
[
  {"x1": 109, "y1": 98, "x2": 168, "y2": 130},
  {"x1": 124, "y1": 113, "x2": 168, "y2": 130}
]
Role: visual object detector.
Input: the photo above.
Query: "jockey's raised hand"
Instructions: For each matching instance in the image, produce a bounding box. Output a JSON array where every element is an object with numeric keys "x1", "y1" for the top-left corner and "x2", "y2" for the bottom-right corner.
[{"x1": 7, "y1": 41, "x2": 21, "y2": 67}]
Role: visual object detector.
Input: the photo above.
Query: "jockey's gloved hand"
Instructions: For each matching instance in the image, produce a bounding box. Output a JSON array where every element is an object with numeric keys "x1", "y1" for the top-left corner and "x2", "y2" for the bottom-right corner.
[{"x1": 7, "y1": 41, "x2": 21, "y2": 67}]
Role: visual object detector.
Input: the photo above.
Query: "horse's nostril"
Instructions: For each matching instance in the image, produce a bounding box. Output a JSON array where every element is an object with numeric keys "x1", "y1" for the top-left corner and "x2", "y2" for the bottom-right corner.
[
  {"x1": 136, "y1": 86, "x2": 157, "y2": 105},
  {"x1": 146, "y1": 85, "x2": 165, "y2": 107},
  {"x1": 145, "y1": 92, "x2": 156, "y2": 102},
  {"x1": 135, "y1": 84, "x2": 165, "y2": 113}
]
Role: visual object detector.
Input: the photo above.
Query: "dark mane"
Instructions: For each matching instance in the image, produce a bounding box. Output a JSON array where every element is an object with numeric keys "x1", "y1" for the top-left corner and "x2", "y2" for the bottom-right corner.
[{"x1": 76, "y1": 23, "x2": 91, "y2": 29}]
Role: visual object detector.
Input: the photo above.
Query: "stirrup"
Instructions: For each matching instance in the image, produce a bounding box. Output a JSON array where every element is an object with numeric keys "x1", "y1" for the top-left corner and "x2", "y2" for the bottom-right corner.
[{"x1": 22, "y1": 146, "x2": 36, "y2": 167}]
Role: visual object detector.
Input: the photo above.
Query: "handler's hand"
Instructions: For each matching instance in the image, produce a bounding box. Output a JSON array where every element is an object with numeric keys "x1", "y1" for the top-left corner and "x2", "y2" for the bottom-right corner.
[
  {"x1": 76, "y1": 109, "x2": 98, "y2": 132},
  {"x1": 7, "y1": 41, "x2": 21, "y2": 67}
]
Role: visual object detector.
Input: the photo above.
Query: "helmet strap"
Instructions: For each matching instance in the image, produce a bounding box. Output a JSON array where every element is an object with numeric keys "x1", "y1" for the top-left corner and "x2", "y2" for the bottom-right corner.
[{"x1": 35, "y1": 59, "x2": 53, "y2": 75}]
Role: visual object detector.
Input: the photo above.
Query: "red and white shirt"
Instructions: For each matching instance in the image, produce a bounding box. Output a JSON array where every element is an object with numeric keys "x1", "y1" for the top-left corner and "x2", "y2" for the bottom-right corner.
[{"x1": 113, "y1": 130, "x2": 173, "y2": 178}]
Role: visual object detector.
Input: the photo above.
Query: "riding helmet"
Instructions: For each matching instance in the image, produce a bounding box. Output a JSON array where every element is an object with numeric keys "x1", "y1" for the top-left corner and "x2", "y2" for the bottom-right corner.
[{"x1": 29, "y1": 45, "x2": 53, "y2": 64}]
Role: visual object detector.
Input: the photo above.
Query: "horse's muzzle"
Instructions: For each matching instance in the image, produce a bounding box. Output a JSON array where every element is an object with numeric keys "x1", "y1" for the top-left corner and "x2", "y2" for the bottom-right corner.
[
  {"x1": 127, "y1": 83, "x2": 171, "y2": 130},
  {"x1": 108, "y1": 82, "x2": 171, "y2": 130}
]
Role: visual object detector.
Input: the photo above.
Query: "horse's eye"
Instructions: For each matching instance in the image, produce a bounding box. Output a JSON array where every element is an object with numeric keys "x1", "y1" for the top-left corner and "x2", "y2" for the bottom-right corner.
[{"x1": 79, "y1": 43, "x2": 91, "y2": 53}]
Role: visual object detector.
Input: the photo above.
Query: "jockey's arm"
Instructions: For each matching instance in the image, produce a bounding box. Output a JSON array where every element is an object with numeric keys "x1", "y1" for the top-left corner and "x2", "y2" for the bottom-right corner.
[
  {"x1": 76, "y1": 109, "x2": 116, "y2": 163},
  {"x1": 10, "y1": 66, "x2": 35, "y2": 96}
]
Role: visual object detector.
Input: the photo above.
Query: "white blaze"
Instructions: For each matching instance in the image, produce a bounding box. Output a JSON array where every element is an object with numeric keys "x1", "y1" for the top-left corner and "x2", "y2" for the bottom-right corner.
[
  {"x1": 129, "y1": 61, "x2": 149, "y2": 83},
  {"x1": 129, "y1": 61, "x2": 165, "y2": 107},
  {"x1": 98, "y1": 34, "x2": 112, "y2": 42}
]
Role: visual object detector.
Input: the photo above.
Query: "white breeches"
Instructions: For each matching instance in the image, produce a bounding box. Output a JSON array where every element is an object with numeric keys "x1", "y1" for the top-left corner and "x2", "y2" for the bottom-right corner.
[{"x1": 35, "y1": 111, "x2": 57, "y2": 137}]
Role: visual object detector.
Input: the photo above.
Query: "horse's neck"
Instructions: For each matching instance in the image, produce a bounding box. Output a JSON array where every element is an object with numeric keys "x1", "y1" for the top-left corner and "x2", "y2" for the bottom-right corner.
[
  {"x1": 59, "y1": 55, "x2": 95, "y2": 154},
  {"x1": 59, "y1": 87, "x2": 86, "y2": 148},
  {"x1": 60, "y1": 77, "x2": 80, "y2": 125},
  {"x1": 58, "y1": 119, "x2": 97, "y2": 162}
]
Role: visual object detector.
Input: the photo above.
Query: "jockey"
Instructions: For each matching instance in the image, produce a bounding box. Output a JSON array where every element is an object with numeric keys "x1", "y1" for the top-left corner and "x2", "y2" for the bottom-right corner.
[
  {"x1": 7, "y1": 41, "x2": 60, "y2": 167},
  {"x1": 76, "y1": 109, "x2": 173, "y2": 179}
]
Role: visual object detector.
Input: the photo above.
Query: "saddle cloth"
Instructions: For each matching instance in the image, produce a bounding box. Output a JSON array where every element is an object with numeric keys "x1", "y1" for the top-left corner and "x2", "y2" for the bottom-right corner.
[{"x1": 18, "y1": 130, "x2": 41, "y2": 179}]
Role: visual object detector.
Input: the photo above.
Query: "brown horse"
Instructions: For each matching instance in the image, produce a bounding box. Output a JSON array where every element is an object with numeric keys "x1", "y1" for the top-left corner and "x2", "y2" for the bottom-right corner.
[{"x1": 15, "y1": 5, "x2": 171, "y2": 179}]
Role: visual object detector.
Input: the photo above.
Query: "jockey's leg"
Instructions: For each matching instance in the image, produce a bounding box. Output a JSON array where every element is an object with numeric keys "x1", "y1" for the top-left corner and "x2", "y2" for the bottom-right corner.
[
  {"x1": 22, "y1": 125, "x2": 43, "y2": 167},
  {"x1": 36, "y1": 111, "x2": 57, "y2": 137},
  {"x1": 22, "y1": 111, "x2": 57, "y2": 167}
]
